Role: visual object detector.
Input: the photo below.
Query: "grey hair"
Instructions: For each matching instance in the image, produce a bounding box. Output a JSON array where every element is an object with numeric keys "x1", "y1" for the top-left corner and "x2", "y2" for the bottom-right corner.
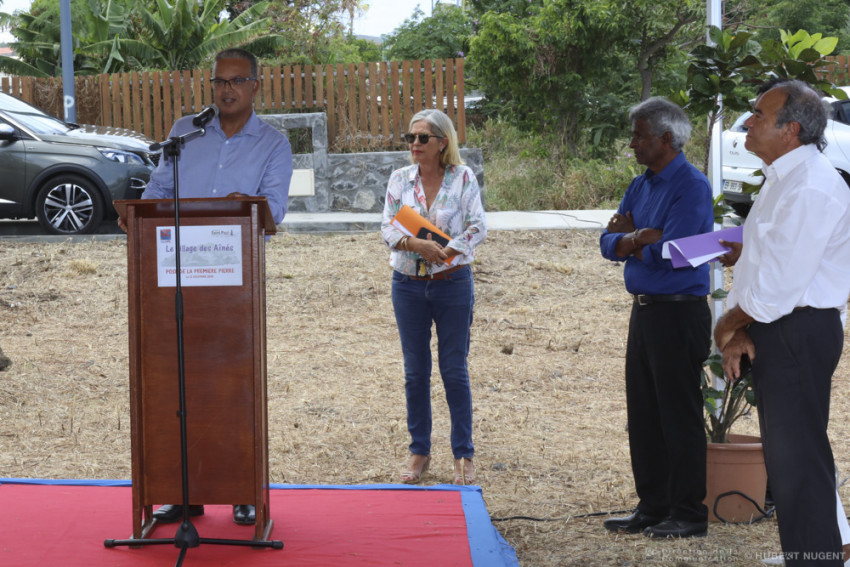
[
  {"x1": 628, "y1": 97, "x2": 692, "y2": 151},
  {"x1": 214, "y1": 48, "x2": 258, "y2": 78},
  {"x1": 408, "y1": 109, "x2": 464, "y2": 166},
  {"x1": 770, "y1": 80, "x2": 827, "y2": 151}
]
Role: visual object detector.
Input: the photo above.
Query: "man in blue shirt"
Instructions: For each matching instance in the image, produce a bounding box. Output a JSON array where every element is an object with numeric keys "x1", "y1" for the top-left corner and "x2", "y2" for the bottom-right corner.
[
  {"x1": 142, "y1": 49, "x2": 292, "y2": 224},
  {"x1": 600, "y1": 97, "x2": 713, "y2": 539},
  {"x1": 143, "y1": 48, "x2": 292, "y2": 527}
]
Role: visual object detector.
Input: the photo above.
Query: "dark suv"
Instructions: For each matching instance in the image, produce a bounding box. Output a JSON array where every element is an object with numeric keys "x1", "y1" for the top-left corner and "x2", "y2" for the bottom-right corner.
[{"x1": 0, "y1": 92, "x2": 158, "y2": 234}]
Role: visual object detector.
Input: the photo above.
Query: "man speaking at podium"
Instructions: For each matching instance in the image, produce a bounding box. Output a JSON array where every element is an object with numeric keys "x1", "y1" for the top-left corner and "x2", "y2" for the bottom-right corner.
[
  {"x1": 140, "y1": 48, "x2": 293, "y2": 525},
  {"x1": 142, "y1": 47, "x2": 292, "y2": 223}
]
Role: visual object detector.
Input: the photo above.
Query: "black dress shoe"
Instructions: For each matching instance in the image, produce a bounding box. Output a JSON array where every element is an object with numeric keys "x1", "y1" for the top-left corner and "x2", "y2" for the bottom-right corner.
[
  {"x1": 152, "y1": 504, "x2": 205, "y2": 523},
  {"x1": 643, "y1": 518, "x2": 708, "y2": 538},
  {"x1": 603, "y1": 511, "x2": 664, "y2": 533},
  {"x1": 233, "y1": 504, "x2": 256, "y2": 525}
]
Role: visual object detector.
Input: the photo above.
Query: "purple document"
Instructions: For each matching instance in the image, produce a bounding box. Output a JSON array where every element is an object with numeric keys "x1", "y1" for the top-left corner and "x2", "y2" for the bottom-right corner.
[{"x1": 661, "y1": 225, "x2": 744, "y2": 268}]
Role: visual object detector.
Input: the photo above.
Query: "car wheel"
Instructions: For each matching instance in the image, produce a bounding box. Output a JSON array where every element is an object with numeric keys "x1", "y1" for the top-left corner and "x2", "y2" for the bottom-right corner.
[{"x1": 35, "y1": 174, "x2": 104, "y2": 235}]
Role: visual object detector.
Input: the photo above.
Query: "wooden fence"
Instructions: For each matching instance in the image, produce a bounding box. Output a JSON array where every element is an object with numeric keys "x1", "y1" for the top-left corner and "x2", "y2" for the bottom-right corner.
[
  {"x1": 7, "y1": 53, "x2": 850, "y2": 150},
  {"x1": 0, "y1": 58, "x2": 466, "y2": 152},
  {"x1": 819, "y1": 55, "x2": 850, "y2": 85}
]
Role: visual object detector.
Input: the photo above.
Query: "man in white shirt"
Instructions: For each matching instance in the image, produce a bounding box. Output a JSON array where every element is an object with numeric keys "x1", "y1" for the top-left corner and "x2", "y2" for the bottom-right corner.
[{"x1": 715, "y1": 80, "x2": 850, "y2": 566}]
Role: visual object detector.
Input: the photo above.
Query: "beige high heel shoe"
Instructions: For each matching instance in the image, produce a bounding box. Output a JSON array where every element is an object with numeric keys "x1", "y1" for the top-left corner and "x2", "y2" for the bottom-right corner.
[
  {"x1": 454, "y1": 458, "x2": 475, "y2": 485},
  {"x1": 400, "y1": 454, "x2": 431, "y2": 484}
]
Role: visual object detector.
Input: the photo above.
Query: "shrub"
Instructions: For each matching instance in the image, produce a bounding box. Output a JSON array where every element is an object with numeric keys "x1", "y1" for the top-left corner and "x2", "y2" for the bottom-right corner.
[
  {"x1": 468, "y1": 117, "x2": 713, "y2": 211},
  {"x1": 468, "y1": 119, "x2": 636, "y2": 211}
]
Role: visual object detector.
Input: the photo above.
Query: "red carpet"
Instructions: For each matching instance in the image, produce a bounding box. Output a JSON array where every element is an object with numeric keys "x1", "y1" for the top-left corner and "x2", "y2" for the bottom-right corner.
[{"x1": 0, "y1": 480, "x2": 517, "y2": 566}]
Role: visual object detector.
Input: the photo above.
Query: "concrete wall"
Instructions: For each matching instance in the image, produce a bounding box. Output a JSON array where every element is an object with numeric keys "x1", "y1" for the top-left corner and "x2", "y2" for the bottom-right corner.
[{"x1": 260, "y1": 113, "x2": 484, "y2": 214}]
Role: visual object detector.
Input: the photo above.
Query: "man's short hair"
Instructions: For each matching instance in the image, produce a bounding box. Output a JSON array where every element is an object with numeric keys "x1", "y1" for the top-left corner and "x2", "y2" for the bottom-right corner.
[
  {"x1": 214, "y1": 48, "x2": 258, "y2": 79},
  {"x1": 628, "y1": 97, "x2": 692, "y2": 151},
  {"x1": 756, "y1": 76, "x2": 789, "y2": 96},
  {"x1": 769, "y1": 80, "x2": 827, "y2": 151}
]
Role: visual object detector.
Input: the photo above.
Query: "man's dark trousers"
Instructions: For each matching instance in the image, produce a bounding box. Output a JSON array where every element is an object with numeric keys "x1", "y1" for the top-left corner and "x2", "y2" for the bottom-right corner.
[
  {"x1": 750, "y1": 307, "x2": 844, "y2": 567},
  {"x1": 625, "y1": 299, "x2": 711, "y2": 522}
]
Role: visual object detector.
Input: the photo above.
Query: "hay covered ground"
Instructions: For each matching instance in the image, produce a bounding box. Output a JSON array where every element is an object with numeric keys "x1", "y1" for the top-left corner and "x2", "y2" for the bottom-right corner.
[{"x1": 1, "y1": 229, "x2": 850, "y2": 566}]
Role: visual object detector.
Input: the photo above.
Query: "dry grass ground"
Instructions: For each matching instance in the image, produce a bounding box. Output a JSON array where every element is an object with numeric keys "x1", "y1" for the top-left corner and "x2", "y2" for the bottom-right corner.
[{"x1": 1, "y1": 229, "x2": 849, "y2": 566}]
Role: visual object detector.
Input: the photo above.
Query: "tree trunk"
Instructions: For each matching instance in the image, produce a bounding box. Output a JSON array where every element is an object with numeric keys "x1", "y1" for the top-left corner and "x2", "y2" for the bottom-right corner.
[
  {"x1": 703, "y1": 108, "x2": 719, "y2": 175},
  {"x1": 638, "y1": 61, "x2": 653, "y2": 101}
]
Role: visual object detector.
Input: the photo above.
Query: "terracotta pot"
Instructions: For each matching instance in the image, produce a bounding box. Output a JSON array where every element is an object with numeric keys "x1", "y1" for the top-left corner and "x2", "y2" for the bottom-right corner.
[{"x1": 705, "y1": 433, "x2": 767, "y2": 523}]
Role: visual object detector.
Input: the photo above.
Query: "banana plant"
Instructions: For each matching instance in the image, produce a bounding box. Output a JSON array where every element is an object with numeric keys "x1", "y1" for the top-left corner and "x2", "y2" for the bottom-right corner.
[{"x1": 81, "y1": 0, "x2": 283, "y2": 71}]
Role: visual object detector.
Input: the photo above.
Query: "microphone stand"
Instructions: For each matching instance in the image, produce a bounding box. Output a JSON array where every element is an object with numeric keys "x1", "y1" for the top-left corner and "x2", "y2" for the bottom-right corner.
[{"x1": 104, "y1": 127, "x2": 283, "y2": 565}]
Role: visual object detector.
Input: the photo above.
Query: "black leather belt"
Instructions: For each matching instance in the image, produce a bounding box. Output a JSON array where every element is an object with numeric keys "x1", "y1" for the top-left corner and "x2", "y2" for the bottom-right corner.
[{"x1": 634, "y1": 294, "x2": 705, "y2": 305}]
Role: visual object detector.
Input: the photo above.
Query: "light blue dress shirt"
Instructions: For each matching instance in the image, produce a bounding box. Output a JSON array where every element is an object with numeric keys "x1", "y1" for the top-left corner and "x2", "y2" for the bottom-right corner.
[{"x1": 142, "y1": 112, "x2": 292, "y2": 224}]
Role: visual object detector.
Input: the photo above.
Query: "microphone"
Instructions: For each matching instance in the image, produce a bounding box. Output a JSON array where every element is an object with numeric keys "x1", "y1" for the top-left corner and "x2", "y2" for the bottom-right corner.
[{"x1": 192, "y1": 104, "x2": 219, "y2": 127}]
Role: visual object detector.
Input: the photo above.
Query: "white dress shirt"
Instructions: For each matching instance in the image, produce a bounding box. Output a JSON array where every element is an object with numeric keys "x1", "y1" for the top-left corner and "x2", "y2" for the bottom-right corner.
[{"x1": 727, "y1": 144, "x2": 850, "y2": 325}]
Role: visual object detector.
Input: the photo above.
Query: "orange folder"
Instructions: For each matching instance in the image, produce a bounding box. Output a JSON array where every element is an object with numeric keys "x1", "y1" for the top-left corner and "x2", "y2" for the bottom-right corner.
[{"x1": 390, "y1": 205, "x2": 458, "y2": 265}]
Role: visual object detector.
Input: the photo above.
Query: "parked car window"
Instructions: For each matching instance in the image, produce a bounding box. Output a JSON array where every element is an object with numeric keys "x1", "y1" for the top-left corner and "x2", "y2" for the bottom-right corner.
[
  {"x1": 832, "y1": 100, "x2": 850, "y2": 126},
  {"x1": 5, "y1": 108, "x2": 73, "y2": 136}
]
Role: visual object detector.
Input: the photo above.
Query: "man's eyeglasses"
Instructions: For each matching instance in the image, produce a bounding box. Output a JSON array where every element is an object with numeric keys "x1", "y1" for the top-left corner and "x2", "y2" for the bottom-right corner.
[
  {"x1": 403, "y1": 133, "x2": 443, "y2": 144},
  {"x1": 211, "y1": 77, "x2": 257, "y2": 89}
]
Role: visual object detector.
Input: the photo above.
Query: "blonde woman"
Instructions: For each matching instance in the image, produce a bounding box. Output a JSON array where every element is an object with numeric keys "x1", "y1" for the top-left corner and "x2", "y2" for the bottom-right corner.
[{"x1": 380, "y1": 109, "x2": 486, "y2": 485}]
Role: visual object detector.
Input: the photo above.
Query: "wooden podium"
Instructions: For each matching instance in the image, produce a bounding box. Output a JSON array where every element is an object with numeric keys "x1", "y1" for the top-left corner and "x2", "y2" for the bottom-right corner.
[{"x1": 117, "y1": 196, "x2": 276, "y2": 542}]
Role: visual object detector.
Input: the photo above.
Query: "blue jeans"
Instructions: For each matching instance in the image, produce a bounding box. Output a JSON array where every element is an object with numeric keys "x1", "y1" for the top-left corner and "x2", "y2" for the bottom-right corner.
[{"x1": 391, "y1": 266, "x2": 475, "y2": 460}]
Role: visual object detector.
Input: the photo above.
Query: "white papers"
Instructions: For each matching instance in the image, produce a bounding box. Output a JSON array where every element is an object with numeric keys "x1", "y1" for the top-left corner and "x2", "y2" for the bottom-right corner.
[
  {"x1": 156, "y1": 225, "x2": 243, "y2": 287},
  {"x1": 391, "y1": 218, "x2": 414, "y2": 237}
]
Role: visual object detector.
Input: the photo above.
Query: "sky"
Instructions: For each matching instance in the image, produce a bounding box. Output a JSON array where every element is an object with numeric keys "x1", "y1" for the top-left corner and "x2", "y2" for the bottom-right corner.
[
  {"x1": 0, "y1": 0, "x2": 439, "y2": 44},
  {"x1": 354, "y1": 0, "x2": 438, "y2": 38},
  {"x1": 0, "y1": 0, "x2": 31, "y2": 44}
]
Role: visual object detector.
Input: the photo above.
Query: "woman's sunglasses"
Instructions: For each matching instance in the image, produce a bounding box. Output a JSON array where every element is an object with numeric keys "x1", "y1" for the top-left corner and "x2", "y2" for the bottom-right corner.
[{"x1": 403, "y1": 133, "x2": 443, "y2": 144}]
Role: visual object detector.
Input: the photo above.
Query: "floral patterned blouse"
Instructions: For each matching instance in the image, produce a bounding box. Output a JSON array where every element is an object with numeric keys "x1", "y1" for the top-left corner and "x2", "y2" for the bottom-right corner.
[{"x1": 381, "y1": 163, "x2": 487, "y2": 276}]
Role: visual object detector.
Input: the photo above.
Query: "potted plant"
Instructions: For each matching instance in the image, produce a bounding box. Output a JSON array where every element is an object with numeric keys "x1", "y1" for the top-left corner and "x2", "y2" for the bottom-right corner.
[
  {"x1": 673, "y1": 26, "x2": 845, "y2": 177},
  {"x1": 701, "y1": 300, "x2": 767, "y2": 523},
  {"x1": 702, "y1": 351, "x2": 755, "y2": 445}
]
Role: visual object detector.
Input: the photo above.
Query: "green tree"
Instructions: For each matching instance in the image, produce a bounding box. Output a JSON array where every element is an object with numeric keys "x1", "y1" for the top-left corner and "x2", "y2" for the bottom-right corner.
[
  {"x1": 621, "y1": 0, "x2": 703, "y2": 101},
  {"x1": 326, "y1": 35, "x2": 382, "y2": 64},
  {"x1": 340, "y1": 0, "x2": 368, "y2": 37},
  {"x1": 467, "y1": 0, "x2": 542, "y2": 20},
  {"x1": 671, "y1": 26, "x2": 762, "y2": 172},
  {"x1": 469, "y1": 0, "x2": 633, "y2": 153},
  {"x1": 261, "y1": 0, "x2": 346, "y2": 64},
  {"x1": 225, "y1": 0, "x2": 371, "y2": 65},
  {"x1": 0, "y1": 0, "x2": 17, "y2": 36},
  {"x1": 759, "y1": 28, "x2": 846, "y2": 85},
  {"x1": 82, "y1": 0, "x2": 281, "y2": 71},
  {"x1": 673, "y1": 26, "x2": 845, "y2": 173},
  {"x1": 0, "y1": 0, "x2": 107, "y2": 76},
  {"x1": 746, "y1": 0, "x2": 850, "y2": 54},
  {"x1": 76, "y1": 0, "x2": 138, "y2": 73},
  {"x1": 382, "y1": 5, "x2": 475, "y2": 61},
  {"x1": 0, "y1": 0, "x2": 282, "y2": 76}
]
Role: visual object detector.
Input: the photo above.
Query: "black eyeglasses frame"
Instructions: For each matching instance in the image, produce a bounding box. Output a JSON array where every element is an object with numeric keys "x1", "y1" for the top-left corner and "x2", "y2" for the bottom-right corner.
[
  {"x1": 403, "y1": 133, "x2": 443, "y2": 144},
  {"x1": 211, "y1": 77, "x2": 258, "y2": 89}
]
